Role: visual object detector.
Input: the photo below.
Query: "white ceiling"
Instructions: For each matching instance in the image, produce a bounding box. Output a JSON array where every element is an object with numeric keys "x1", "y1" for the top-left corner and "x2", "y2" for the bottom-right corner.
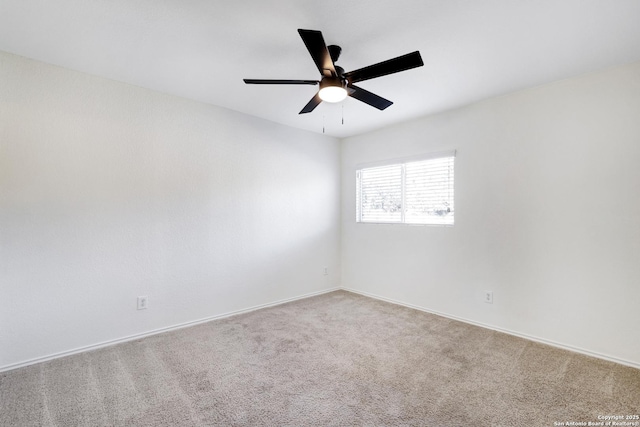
[{"x1": 2, "y1": 0, "x2": 640, "y2": 138}]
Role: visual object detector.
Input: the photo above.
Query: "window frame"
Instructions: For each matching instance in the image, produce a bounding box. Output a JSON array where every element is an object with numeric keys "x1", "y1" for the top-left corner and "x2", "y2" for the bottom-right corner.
[{"x1": 355, "y1": 150, "x2": 456, "y2": 226}]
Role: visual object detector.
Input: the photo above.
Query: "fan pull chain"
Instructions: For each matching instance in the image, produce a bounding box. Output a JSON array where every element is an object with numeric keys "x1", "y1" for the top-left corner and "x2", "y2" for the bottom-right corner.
[
  {"x1": 322, "y1": 115, "x2": 325, "y2": 134},
  {"x1": 342, "y1": 104, "x2": 344, "y2": 125}
]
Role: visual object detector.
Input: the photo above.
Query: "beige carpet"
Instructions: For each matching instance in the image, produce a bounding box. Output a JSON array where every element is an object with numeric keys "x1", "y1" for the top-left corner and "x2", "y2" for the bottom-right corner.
[{"x1": 1, "y1": 290, "x2": 639, "y2": 426}]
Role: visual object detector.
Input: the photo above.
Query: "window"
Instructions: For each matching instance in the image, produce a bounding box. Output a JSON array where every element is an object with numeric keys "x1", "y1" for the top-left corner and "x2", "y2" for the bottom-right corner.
[{"x1": 356, "y1": 152, "x2": 455, "y2": 225}]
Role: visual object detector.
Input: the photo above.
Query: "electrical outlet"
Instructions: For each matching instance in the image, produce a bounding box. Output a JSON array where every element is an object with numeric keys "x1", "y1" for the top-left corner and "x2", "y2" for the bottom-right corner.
[
  {"x1": 137, "y1": 296, "x2": 148, "y2": 310},
  {"x1": 323, "y1": 267, "x2": 328, "y2": 276},
  {"x1": 484, "y1": 291, "x2": 493, "y2": 304}
]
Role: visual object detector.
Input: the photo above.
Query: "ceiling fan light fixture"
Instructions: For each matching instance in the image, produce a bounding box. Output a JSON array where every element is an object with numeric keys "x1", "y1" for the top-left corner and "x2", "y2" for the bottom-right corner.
[{"x1": 318, "y1": 77, "x2": 348, "y2": 103}]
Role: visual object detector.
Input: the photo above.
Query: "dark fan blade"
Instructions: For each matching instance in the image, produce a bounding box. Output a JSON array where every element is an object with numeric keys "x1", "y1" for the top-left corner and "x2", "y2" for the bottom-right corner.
[
  {"x1": 243, "y1": 79, "x2": 318, "y2": 85},
  {"x1": 298, "y1": 29, "x2": 336, "y2": 78},
  {"x1": 344, "y1": 51, "x2": 423, "y2": 83},
  {"x1": 299, "y1": 93, "x2": 322, "y2": 114},
  {"x1": 348, "y1": 84, "x2": 393, "y2": 110}
]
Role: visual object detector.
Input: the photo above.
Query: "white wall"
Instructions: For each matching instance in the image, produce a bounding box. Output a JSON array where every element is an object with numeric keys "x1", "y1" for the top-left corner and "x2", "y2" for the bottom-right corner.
[
  {"x1": 3, "y1": 49, "x2": 639, "y2": 371},
  {"x1": 0, "y1": 51, "x2": 341, "y2": 370},
  {"x1": 341, "y1": 62, "x2": 640, "y2": 366}
]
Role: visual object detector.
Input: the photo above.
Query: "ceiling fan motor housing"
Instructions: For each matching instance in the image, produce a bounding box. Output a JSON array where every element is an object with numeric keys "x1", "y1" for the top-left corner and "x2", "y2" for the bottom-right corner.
[{"x1": 320, "y1": 76, "x2": 345, "y2": 90}]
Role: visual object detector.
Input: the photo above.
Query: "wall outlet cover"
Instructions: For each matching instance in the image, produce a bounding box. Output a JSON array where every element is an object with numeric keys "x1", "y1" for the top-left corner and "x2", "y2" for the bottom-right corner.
[{"x1": 484, "y1": 291, "x2": 493, "y2": 304}]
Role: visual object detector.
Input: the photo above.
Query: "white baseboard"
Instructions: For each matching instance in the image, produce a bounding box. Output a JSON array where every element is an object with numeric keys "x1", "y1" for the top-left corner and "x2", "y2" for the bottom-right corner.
[
  {"x1": 341, "y1": 286, "x2": 640, "y2": 370},
  {"x1": 0, "y1": 287, "x2": 341, "y2": 373},
  {"x1": 5, "y1": 286, "x2": 637, "y2": 372}
]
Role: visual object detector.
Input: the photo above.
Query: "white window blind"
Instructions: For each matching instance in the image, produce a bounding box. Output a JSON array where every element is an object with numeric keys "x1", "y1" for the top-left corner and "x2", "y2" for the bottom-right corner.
[
  {"x1": 356, "y1": 153, "x2": 455, "y2": 225},
  {"x1": 357, "y1": 164, "x2": 403, "y2": 223}
]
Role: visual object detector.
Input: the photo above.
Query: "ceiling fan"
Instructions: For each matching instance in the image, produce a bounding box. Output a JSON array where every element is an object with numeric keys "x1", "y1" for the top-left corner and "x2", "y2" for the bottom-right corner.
[{"x1": 243, "y1": 29, "x2": 424, "y2": 114}]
